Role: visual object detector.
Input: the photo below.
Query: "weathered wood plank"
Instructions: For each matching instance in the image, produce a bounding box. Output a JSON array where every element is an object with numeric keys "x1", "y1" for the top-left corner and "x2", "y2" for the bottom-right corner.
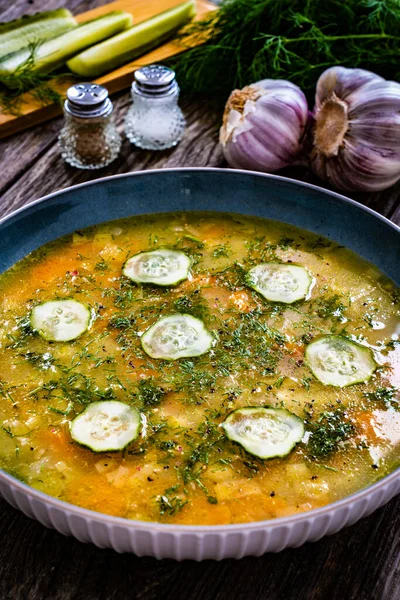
[
  {"x1": 389, "y1": 202, "x2": 400, "y2": 226},
  {"x1": 0, "y1": 495, "x2": 398, "y2": 600},
  {"x1": 0, "y1": 95, "x2": 224, "y2": 218},
  {"x1": 0, "y1": 118, "x2": 60, "y2": 197},
  {"x1": 1, "y1": 93, "x2": 399, "y2": 221}
]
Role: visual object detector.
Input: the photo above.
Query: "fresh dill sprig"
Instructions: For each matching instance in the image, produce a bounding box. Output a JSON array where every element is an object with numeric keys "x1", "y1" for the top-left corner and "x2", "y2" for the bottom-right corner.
[
  {"x1": 136, "y1": 378, "x2": 166, "y2": 407},
  {"x1": 363, "y1": 386, "x2": 399, "y2": 409},
  {"x1": 157, "y1": 485, "x2": 188, "y2": 516},
  {"x1": 0, "y1": 42, "x2": 73, "y2": 114},
  {"x1": 171, "y1": 0, "x2": 400, "y2": 100},
  {"x1": 307, "y1": 410, "x2": 355, "y2": 458}
]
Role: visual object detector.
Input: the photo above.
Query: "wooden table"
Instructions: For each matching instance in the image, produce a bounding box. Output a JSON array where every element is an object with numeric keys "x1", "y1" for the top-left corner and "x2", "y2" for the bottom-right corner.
[{"x1": 0, "y1": 2, "x2": 399, "y2": 599}]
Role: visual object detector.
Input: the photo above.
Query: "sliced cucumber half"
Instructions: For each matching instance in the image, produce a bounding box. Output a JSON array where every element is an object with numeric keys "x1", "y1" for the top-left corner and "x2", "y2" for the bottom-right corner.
[
  {"x1": 67, "y1": 0, "x2": 196, "y2": 77},
  {"x1": 0, "y1": 11, "x2": 132, "y2": 79},
  {"x1": 246, "y1": 263, "x2": 313, "y2": 303},
  {"x1": 222, "y1": 407, "x2": 304, "y2": 459},
  {"x1": 123, "y1": 249, "x2": 191, "y2": 286},
  {"x1": 305, "y1": 335, "x2": 377, "y2": 387},
  {"x1": 30, "y1": 299, "x2": 91, "y2": 342},
  {"x1": 141, "y1": 314, "x2": 213, "y2": 360},
  {"x1": 70, "y1": 401, "x2": 140, "y2": 452}
]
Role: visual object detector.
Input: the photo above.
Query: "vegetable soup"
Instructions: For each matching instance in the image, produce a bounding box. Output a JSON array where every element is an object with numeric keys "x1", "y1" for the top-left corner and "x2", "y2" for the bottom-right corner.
[{"x1": 0, "y1": 212, "x2": 399, "y2": 525}]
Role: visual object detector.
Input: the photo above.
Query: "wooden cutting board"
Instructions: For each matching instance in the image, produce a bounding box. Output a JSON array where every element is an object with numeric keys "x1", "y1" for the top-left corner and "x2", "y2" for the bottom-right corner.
[{"x1": 0, "y1": 0, "x2": 215, "y2": 139}]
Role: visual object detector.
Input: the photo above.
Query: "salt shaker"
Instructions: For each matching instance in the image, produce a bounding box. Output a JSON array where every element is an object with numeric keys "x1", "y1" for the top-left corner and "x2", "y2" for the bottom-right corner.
[
  {"x1": 59, "y1": 83, "x2": 121, "y2": 169},
  {"x1": 125, "y1": 65, "x2": 186, "y2": 150}
]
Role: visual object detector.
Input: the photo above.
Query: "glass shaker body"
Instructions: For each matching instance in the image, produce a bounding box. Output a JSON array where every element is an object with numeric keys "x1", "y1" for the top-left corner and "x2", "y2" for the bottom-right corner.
[
  {"x1": 125, "y1": 66, "x2": 186, "y2": 150},
  {"x1": 59, "y1": 112, "x2": 121, "y2": 169},
  {"x1": 59, "y1": 83, "x2": 121, "y2": 170}
]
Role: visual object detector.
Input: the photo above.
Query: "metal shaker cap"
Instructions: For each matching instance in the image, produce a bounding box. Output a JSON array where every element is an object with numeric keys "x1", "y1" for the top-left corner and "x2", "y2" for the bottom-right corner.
[
  {"x1": 133, "y1": 65, "x2": 178, "y2": 97},
  {"x1": 64, "y1": 83, "x2": 113, "y2": 118}
]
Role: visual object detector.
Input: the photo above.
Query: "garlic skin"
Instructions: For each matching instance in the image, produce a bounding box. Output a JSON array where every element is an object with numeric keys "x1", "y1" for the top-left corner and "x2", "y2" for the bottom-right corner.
[
  {"x1": 311, "y1": 66, "x2": 400, "y2": 192},
  {"x1": 220, "y1": 79, "x2": 309, "y2": 172}
]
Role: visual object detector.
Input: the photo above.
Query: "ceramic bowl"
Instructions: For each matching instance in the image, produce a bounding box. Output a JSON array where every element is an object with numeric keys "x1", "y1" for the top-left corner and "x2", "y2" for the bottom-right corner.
[{"x1": 0, "y1": 168, "x2": 399, "y2": 559}]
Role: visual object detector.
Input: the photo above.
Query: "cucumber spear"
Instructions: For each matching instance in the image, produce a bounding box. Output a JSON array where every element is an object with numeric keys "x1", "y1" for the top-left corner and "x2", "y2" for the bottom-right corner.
[
  {"x1": 67, "y1": 0, "x2": 196, "y2": 78},
  {"x1": 0, "y1": 9, "x2": 77, "y2": 59},
  {"x1": 0, "y1": 11, "x2": 133, "y2": 85}
]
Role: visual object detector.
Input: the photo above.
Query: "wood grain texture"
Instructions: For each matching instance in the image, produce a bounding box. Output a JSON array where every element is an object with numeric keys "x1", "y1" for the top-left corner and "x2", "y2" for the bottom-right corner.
[
  {"x1": 0, "y1": 2, "x2": 399, "y2": 599},
  {"x1": 0, "y1": 496, "x2": 398, "y2": 600},
  {"x1": 0, "y1": 0, "x2": 215, "y2": 139}
]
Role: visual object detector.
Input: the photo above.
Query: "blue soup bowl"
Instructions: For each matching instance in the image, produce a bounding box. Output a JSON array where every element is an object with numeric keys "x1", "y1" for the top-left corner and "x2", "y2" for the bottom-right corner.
[{"x1": 0, "y1": 168, "x2": 398, "y2": 559}]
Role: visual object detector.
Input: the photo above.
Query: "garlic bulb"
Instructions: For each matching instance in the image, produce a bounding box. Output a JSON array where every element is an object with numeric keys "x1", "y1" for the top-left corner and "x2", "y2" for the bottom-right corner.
[
  {"x1": 311, "y1": 66, "x2": 400, "y2": 192},
  {"x1": 220, "y1": 79, "x2": 309, "y2": 172}
]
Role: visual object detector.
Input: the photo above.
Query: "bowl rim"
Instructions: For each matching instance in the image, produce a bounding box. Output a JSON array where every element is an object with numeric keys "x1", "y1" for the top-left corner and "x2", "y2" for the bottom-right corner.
[
  {"x1": 1, "y1": 456, "x2": 398, "y2": 532},
  {"x1": 1, "y1": 166, "x2": 399, "y2": 235},
  {"x1": 0, "y1": 166, "x2": 398, "y2": 533}
]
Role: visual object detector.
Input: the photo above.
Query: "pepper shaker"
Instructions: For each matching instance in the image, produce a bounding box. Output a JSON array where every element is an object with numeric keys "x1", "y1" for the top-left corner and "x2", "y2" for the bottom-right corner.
[
  {"x1": 59, "y1": 83, "x2": 121, "y2": 169},
  {"x1": 125, "y1": 65, "x2": 186, "y2": 150}
]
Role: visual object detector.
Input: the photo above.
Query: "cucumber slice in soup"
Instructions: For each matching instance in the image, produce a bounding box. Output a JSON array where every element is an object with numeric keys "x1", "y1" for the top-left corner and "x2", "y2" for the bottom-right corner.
[
  {"x1": 246, "y1": 263, "x2": 313, "y2": 303},
  {"x1": 222, "y1": 407, "x2": 304, "y2": 459},
  {"x1": 123, "y1": 249, "x2": 191, "y2": 286},
  {"x1": 305, "y1": 335, "x2": 377, "y2": 387},
  {"x1": 141, "y1": 314, "x2": 213, "y2": 360},
  {"x1": 30, "y1": 299, "x2": 91, "y2": 342},
  {"x1": 70, "y1": 401, "x2": 140, "y2": 452}
]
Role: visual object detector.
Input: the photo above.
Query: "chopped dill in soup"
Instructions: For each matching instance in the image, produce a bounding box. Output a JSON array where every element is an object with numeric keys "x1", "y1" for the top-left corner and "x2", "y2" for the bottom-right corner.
[{"x1": 0, "y1": 212, "x2": 399, "y2": 525}]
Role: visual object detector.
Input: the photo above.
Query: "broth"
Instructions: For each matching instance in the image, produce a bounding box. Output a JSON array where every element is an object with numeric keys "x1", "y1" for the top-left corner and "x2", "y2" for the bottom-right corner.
[{"x1": 0, "y1": 212, "x2": 398, "y2": 525}]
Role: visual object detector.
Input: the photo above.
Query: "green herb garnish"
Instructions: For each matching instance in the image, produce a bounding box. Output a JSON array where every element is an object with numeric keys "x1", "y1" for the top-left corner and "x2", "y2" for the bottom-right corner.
[
  {"x1": 171, "y1": 0, "x2": 400, "y2": 99},
  {"x1": 307, "y1": 410, "x2": 354, "y2": 458},
  {"x1": 19, "y1": 351, "x2": 54, "y2": 370},
  {"x1": 213, "y1": 244, "x2": 231, "y2": 258},
  {"x1": 137, "y1": 378, "x2": 166, "y2": 407},
  {"x1": 364, "y1": 386, "x2": 399, "y2": 409},
  {"x1": 173, "y1": 292, "x2": 209, "y2": 320},
  {"x1": 315, "y1": 295, "x2": 348, "y2": 322},
  {"x1": 157, "y1": 485, "x2": 188, "y2": 516}
]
